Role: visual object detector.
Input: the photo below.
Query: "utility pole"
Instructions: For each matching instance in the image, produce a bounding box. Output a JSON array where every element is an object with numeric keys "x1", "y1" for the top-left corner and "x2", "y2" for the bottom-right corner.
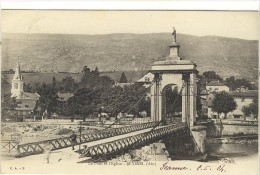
[{"x1": 79, "y1": 121, "x2": 82, "y2": 152}]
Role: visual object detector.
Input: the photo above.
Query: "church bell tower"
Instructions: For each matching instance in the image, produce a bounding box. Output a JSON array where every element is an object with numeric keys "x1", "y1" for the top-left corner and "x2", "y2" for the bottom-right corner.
[{"x1": 11, "y1": 62, "x2": 24, "y2": 98}]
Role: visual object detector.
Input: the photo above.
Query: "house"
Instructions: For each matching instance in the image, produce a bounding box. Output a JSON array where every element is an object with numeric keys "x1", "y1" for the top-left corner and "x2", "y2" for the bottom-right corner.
[
  {"x1": 199, "y1": 89, "x2": 209, "y2": 117},
  {"x1": 57, "y1": 92, "x2": 74, "y2": 108},
  {"x1": 207, "y1": 93, "x2": 222, "y2": 119},
  {"x1": 113, "y1": 81, "x2": 134, "y2": 88},
  {"x1": 228, "y1": 88, "x2": 258, "y2": 119},
  {"x1": 136, "y1": 72, "x2": 154, "y2": 88},
  {"x1": 207, "y1": 86, "x2": 258, "y2": 120},
  {"x1": 206, "y1": 80, "x2": 229, "y2": 93},
  {"x1": 11, "y1": 62, "x2": 40, "y2": 116}
]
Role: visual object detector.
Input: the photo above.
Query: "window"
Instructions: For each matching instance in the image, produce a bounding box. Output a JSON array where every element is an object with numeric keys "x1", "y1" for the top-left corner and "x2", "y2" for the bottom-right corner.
[
  {"x1": 145, "y1": 77, "x2": 149, "y2": 82},
  {"x1": 233, "y1": 115, "x2": 241, "y2": 119},
  {"x1": 14, "y1": 83, "x2": 18, "y2": 89},
  {"x1": 212, "y1": 115, "x2": 218, "y2": 119}
]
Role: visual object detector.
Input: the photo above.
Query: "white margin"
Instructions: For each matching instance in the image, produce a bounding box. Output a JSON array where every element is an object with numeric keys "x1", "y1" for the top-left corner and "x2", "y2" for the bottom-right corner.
[{"x1": 1, "y1": 0, "x2": 259, "y2": 11}]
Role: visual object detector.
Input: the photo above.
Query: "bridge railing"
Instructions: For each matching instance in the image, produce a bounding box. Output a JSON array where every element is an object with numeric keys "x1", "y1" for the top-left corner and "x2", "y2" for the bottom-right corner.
[
  {"x1": 16, "y1": 122, "x2": 158, "y2": 157},
  {"x1": 1, "y1": 140, "x2": 19, "y2": 154},
  {"x1": 80, "y1": 123, "x2": 187, "y2": 158}
]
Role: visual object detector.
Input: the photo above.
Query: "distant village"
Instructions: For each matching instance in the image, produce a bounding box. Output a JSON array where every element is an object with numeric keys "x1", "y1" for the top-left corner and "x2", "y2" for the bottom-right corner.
[{"x1": 2, "y1": 60, "x2": 258, "y2": 123}]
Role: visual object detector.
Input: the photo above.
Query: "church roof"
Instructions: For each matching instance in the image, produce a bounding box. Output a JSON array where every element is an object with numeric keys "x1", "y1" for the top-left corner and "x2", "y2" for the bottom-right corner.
[
  {"x1": 19, "y1": 92, "x2": 40, "y2": 99},
  {"x1": 16, "y1": 97, "x2": 39, "y2": 111}
]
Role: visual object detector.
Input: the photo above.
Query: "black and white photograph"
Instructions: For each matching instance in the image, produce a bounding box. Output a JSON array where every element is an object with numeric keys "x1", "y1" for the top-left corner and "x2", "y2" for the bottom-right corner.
[{"x1": 1, "y1": 9, "x2": 259, "y2": 174}]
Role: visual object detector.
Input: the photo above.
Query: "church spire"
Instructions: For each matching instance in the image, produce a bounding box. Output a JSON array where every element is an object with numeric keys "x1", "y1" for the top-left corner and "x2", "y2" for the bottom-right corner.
[
  {"x1": 13, "y1": 62, "x2": 22, "y2": 80},
  {"x1": 11, "y1": 62, "x2": 24, "y2": 98}
]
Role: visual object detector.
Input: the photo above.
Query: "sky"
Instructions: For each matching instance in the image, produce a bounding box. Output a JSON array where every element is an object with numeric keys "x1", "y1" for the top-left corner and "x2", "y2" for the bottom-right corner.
[{"x1": 2, "y1": 10, "x2": 259, "y2": 40}]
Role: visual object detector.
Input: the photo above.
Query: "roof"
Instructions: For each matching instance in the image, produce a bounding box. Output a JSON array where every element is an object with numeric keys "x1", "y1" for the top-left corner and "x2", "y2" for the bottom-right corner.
[
  {"x1": 137, "y1": 72, "x2": 154, "y2": 83},
  {"x1": 200, "y1": 89, "x2": 208, "y2": 95},
  {"x1": 18, "y1": 92, "x2": 40, "y2": 100},
  {"x1": 15, "y1": 107, "x2": 34, "y2": 111},
  {"x1": 206, "y1": 81, "x2": 226, "y2": 86},
  {"x1": 16, "y1": 97, "x2": 38, "y2": 111},
  {"x1": 207, "y1": 90, "x2": 258, "y2": 107},
  {"x1": 57, "y1": 92, "x2": 74, "y2": 102},
  {"x1": 113, "y1": 82, "x2": 134, "y2": 88},
  {"x1": 229, "y1": 90, "x2": 258, "y2": 98}
]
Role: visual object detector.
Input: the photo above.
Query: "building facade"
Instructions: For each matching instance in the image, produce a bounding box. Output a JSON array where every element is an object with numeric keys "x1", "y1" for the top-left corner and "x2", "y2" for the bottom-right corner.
[
  {"x1": 207, "y1": 86, "x2": 258, "y2": 120},
  {"x1": 11, "y1": 62, "x2": 40, "y2": 116},
  {"x1": 206, "y1": 80, "x2": 230, "y2": 93}
]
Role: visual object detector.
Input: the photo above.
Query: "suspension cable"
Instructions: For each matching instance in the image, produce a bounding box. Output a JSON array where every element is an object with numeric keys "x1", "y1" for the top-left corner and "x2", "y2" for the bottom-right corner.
[
  {"x1": 104, "y1": 79, "x2": 155, "y2": 129},
  {"x1": 152, "y1": 81, "x2": 187, "y2": 129}
]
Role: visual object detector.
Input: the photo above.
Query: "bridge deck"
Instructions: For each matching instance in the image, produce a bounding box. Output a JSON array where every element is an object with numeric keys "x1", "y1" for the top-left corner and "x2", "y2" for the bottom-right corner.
[
  {"x1": 81, "y1": 123, "x2": 188, "y2": 158},
  {"x1": 83, "y1": 128, "x2": 154, "y2": 148},
  {"x1": 14, "y1": 122, "x2": 157, "y2": 157}
]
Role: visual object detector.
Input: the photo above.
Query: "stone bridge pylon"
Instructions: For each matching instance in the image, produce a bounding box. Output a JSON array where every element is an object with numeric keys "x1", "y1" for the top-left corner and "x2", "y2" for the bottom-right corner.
[{"x1": 150, "y1": 27, "x2": 198, "y2": 127}]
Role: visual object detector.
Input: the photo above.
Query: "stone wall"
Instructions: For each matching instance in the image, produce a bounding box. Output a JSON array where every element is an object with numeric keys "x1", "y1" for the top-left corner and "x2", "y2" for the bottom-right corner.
[
  {"x1": 221, "y1": 124, "x2": 258, "y2": 136},
  {"x1": 206, "y1": 122, "x2": 258, "y2": 137}
]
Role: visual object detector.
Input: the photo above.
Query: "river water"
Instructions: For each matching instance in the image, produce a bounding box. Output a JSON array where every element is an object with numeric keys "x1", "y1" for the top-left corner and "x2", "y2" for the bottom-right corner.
[{"x1": 208, "y1": 143, "x2": 258, "y2": 160}]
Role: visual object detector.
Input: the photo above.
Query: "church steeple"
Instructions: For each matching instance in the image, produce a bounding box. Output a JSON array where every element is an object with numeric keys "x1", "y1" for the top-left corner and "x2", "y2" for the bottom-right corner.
[
  {"x1": 168, "y1": 27, "x2": 181, "y2": 60},
  {"x1": 13, "y1": 62, "x2": 22, "y2": 80},
  {"x1": 11, "y1": 62, "x2": 24, "y2": 98}
]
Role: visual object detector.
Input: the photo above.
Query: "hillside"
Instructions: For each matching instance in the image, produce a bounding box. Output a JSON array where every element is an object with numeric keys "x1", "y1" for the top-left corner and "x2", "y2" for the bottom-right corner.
[{"x1": 2, "y1": 33, "x2": 258, "y2": 81}]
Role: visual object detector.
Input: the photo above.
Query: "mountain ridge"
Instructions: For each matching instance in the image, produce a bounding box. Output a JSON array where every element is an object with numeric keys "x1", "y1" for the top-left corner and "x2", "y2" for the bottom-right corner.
[{"x1": 2, "y1": 33, "x2": 258, "y2": 81}]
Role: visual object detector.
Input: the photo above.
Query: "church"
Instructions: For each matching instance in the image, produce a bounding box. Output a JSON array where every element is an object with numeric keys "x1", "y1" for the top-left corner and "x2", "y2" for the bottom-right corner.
[{"x1": 11, "y1": 62, "x2": 41, "y2": 116}]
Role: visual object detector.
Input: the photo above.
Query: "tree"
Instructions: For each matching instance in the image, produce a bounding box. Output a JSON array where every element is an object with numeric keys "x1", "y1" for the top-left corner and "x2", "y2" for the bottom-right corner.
[
  {"x1": 202, "y1": 71, "x2": 222, "y2": 84},
  {"x1": 101, "y1": 84, "x2": 149, "y2": 119},
  {"x1": 58, "y1": 76, "x2": 76, "y2": 92},
  {"x1": 37, "y1": 83, "x2": 58, "y2": 117},
  {"x1": 242, "y1": 97, "x2": 258, "y2": 119},
  {"x1": 165, "y1": 87, "x2": 182, "y2": 116},
  {"x1": 58, "y1": 87, "x2": 102, "y2": 120},
  {"x1": 93, "y1": 67, "x2": 100, "y2": 76},
  {"x1": 52, "y1": 76, "x2": 56, "y2": 89},
  {"x1": 1, "y1": 93, "x2": 18, "y2": 120},
  {"x1": 1, "y1": 75, "x2": 11, "y2": 94},
  {"x1": 119, "y1": 72, "x2": 128, "y2": 83},
  {"x1": 212, "y1": 91, "x2": 237, "y2": 118},
  {"x1": 24, "y1": 83, "x2": 33, "y2": 92},
  {"x1": 225, "y1": 76, "x2": 256, "y2": 91}
]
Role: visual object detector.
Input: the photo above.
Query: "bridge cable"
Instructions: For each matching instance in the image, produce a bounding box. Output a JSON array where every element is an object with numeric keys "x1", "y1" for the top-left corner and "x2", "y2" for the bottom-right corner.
[
  {"x1": 104, "y1": 79, "x2": 156, "y2": 129},
  {"x1": 152, "y1": 81, "x2": 187, "y2": 129}
]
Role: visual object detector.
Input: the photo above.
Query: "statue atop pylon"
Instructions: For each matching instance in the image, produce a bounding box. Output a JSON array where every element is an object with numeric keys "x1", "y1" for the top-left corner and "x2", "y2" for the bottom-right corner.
[{"x1": 172, "y1": 27, "x2": 176, "y2": 42}]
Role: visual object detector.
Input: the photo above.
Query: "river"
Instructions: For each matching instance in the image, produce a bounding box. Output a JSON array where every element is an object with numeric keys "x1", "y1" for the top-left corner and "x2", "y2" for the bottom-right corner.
[{"x1": 208, "y1": 143, "x2": 258, "y2": 160}]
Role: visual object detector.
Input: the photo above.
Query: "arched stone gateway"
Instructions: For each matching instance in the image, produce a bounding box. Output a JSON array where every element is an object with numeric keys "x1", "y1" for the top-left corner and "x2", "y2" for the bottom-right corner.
[{"x1": 150, "y1": 27, "x2": 198, "y2": 127}]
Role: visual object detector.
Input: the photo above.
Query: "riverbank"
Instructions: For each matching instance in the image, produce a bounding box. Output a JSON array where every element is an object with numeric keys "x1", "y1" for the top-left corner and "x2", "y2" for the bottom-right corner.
[
  {"x1": 1, "y1": 121, "x2": 100, "y2": 144},
  {"x1": 207, "y1": 135, "x2": 258, "y2": 144}
]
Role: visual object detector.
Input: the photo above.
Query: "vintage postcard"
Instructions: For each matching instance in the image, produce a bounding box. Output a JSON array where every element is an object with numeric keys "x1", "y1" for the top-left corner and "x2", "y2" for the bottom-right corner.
[{"x1": 1, "y1": 10, "x2": 259, "y2": 175}]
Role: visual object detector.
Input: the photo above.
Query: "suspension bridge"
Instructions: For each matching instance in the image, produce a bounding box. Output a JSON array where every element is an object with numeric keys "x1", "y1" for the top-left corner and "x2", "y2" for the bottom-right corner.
[{"x1": 1, "y1": 27, "x2": 208, "y2": 160}]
